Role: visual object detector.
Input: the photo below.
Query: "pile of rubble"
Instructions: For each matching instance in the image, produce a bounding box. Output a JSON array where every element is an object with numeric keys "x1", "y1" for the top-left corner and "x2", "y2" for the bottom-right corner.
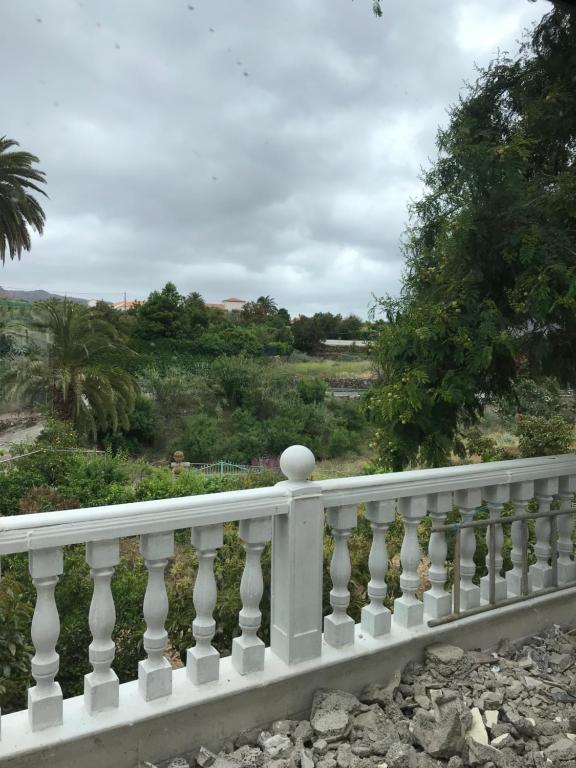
[{"x1": 149, "y1": 626, "x2": 576, "y2": 768}]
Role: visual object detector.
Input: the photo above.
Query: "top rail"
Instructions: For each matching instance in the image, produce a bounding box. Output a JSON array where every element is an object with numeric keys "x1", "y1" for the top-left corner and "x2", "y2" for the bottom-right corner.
[
  {"x1": 0, "y1": 452, "x2": 574, "y2": 555},
  {"x1": 0, "y1": 485, "x2": 291, "y2": 554},
  {"x1": 318, "y1": 453, "x2": 576, "y2": 507}
]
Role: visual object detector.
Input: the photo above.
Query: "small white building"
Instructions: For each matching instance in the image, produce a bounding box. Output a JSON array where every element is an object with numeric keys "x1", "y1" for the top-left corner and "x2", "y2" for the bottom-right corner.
[
  {"x1": 206, "y1": 297, "x2": 248, "y2": 313},
  {"x1": 222, "y1": 297, "x2": 247, "y2": 312}
]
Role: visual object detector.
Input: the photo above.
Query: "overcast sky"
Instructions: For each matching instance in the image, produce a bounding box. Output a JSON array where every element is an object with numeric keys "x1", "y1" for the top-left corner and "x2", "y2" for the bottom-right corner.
[{"x1": 2, "y1": 0, "x2": 547, "y2": 317}]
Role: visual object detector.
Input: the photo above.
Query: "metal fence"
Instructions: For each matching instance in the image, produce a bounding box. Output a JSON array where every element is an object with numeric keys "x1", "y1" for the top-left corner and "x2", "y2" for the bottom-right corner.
[{"x1": 429, "y1": 505, "x2": 571, "y2": 627}]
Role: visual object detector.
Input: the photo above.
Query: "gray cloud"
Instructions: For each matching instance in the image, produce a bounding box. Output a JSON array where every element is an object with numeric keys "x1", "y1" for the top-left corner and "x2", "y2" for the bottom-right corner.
[{"x1": 1, "y1": 0, "x2": 546, "y2": 316}]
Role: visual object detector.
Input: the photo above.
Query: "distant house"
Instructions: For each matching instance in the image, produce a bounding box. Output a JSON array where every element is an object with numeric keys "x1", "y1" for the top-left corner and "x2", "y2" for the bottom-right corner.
[
  {"x1": 112, "y1": 299, "x2": 143, "y2": 311},
  {"x1": 206, "y1": 297, "x2": 247, "y2": 313},
  {"x1": 222, "y1": 297, "x2": 247, "y2": 312}
]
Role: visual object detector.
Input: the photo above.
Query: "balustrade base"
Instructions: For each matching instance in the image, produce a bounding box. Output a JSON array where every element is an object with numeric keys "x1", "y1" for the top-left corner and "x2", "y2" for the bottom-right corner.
[
  {"x1": 530, "y1": 563, "x2": 553, "y2": 591},
  {"x1": 423, "y1": 591, "x2": 452, "y2": 619},
  {"x1": 232, "y1": 635, "x2": 265, "y2": 675},
  {"x1": 506, "y1": 570, "x2": 532, "y2": 597},
  {"x1": 361, "y1": 604, "x2": 391, "y2": 637},
  {"x1": 84, "y1": 670, "x2": 119, "y2": 715},
  {"x1": 28, "y1": 683, "x2": 63, "y2": 732},
  {"x1": 324, "y1": 613, "x2": 355, "y2": 647},
  {"x1": 393, "y1": 597, "x2": 423, "y2": 628},
  {"x1": 480, "y1": 575, "x2": 508, "y2": 603},
  {"x1": 187, "y1": 646, "x2": 220, "y2": 685},
  {"x1": 558, "y1": 561, "x2": 576, "y2": 587},
  {"x1": 139, "y1": 658, "x2": 172, "y2": 701},
  {"x1": 459, "y1": 584, "x2": 480, "y2": 611}
]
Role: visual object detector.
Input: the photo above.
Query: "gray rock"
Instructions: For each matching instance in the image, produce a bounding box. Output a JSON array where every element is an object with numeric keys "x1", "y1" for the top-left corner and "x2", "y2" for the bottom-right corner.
[
  {"x1": 197, "y1": 747, "x2": 218, "y2": 768},
  {"x1": 350, "y1": 743, "x2": 372, "y2": 757},
  {"x1": 311, "y1": 690, "x2": 361, "y2": 718},
  {"x1": 236, "y1": 727, "x2": 264, "y2": 749},
  {"x1": 360, "y1": 671, "x2": 401, "y2": 707},
  {"x1": 312, "y1": 740, "x2": 329, "y2": 756},
  {"x1": 465, "y1": 737, "x2": 506, "y2": 768},
  {"x1": 272, "y1": 721, "x2": 296, "y2": 737},
  {"x1": 545, "y1": 737, "x2": 576, "y2": 762},
  {"x1": 490, "y1": 733, "x2": 515, "y2": 749},
  {"x1": 410, "y1": 707, "x2": 466, "y2": 759},
  {"x1": 426, "y1": 645, "x2": 465, "y2": 666},
  {"x1": 260, "y1": 735, "x2": 294, "y2": 760},
  {"x1": 167, "y1": 760, "x2": 190, "y2": 768},
  {"x1": 446, "y1": 758, "x2": 463, "y2": 768},
  {"x1": 385, "y1": 743, "x2": 417, "y2": 768},
  {"x1": 501, "y1": 705, "x2": 536, "y2": 737},
  {"x1": 213, "y1": 758, "x2": 241, "y2": 768},
  {"x1": 316, "y1": 758, "x2": 337, "y2": 768},
  {"x1": 293, "y1": 721, "x2": 314, "y2": 744},
  {"x1": 311, "y1": 709, "x2": 351, "y2": 742},
  {"x1": 415, "y1": 756, "x2": 445, "y2": 768},
  {"x1": 230, "y1": 746, "x2": 265, "y2": 768},
  {"x1": 336, "y1": 744, "x2": 352, "y2": 768}
]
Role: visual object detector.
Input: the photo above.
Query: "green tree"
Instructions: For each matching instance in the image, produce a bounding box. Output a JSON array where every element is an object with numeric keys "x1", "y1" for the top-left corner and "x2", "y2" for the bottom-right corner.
[
  {"x1": 291, "y1": 315, "x2": 326, "y2": 354},
  {"x1": 241, "y1": 295, "x2": 278, "y2": 324},
  {"x1": 133, "y1": 282, "x2": 184, "y2": 340},
  {"x1": 0, "y1": 137, "x2": 47, "y2": 263},
  {"x1": 6, "y1": 299, "x2": 139, "y2": 438},
  {"x1": 370, "y1": 8, "x2": 576, "y2": 470}
]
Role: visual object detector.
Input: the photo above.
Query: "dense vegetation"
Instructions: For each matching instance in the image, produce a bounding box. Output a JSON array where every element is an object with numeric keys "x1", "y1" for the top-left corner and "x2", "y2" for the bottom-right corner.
[{"x1": 369, "y1": 8, "x2": 576, "y2": 470}]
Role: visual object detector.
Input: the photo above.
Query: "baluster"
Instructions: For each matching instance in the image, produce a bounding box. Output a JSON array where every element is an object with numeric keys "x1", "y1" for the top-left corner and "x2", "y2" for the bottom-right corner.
[
  {"x1": 84, "y1": 539, "x2": 119, "y2": 714},
  {"x1": 188, "y1": 524, "x2": 223, "y2": 684},
  {"x1": 361, "y1": 500, "x2": 394, "y2": 637},
  {"x1": 232, "y1": 517, "x2": 272, "y2": 675},
  {"x1": 139, "y1": 532, "x2": 174, "y2": 701},
  {"x1": 454, "y1": 489, "x2": 482, "y2": 610},
  {"x1": 424, "y1": 492, "x2": 452, "y2": 619},
  {"x1": 480, "y1": 485, "x2": 509, "y2": 603},
  {"x1": 28, "y1": 548, "x2": 63, "y2": 732},
  {"x1": 394, "y1": 495, "x2": 427, "y2": 628},
  {"x1": 530, "y1": 478, "x2": 559, "y2": 591},
  {"x1": 557, "y1": 476, "x2": 576, "y2": 586},
  {"x1": 325, "y1": 504, "x2": 357, "y2": 646},
  {"x1": 506, "y1": 481, "x2": 534, "y2": 596}
]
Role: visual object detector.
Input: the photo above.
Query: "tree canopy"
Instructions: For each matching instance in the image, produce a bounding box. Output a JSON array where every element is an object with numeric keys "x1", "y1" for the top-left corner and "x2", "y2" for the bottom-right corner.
[
  {"x1": 0, "y1": 137, "x2": 46, "y2": 263},
  {"x1": 369, "y1": 8, "x2": 576, "y2": 470},
  {"x1": 6, "y1": 299, "x2": 138, "y2": 438}
]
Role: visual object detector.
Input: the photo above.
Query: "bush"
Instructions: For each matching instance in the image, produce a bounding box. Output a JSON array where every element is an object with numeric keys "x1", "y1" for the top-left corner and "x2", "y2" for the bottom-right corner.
[
  {"x1": 516, "y1": 414, "x2": 574, "y2": 458},
  {"x1": 495, "y1": 377, "x2": 562, "y2": 424},
  {"x1": 297, "y1": 378, "x2": 327, "y2": 404},
  {"x1": 0, "y1": 577, "x2": 33, "y2": 713}
]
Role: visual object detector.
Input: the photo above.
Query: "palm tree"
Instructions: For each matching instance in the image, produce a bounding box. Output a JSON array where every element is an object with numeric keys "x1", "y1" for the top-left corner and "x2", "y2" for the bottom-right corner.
[
  {"x1": 0, "y1": 136, "x2": 47, "y2": 263},
  {"x1": 6, "y1": 299, "x2": 138, "y2": 439}
]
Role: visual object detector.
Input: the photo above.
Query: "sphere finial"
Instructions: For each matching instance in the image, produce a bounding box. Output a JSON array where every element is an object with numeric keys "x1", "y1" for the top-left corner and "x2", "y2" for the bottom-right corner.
[{"x1": 280, "y1": 445, "x2": 315, "y2": 482}]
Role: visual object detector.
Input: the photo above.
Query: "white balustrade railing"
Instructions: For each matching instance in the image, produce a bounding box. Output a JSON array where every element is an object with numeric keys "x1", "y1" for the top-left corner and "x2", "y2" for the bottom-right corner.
[{"x1": 0, "y1": 447, "x2": 575, "y2": 746}]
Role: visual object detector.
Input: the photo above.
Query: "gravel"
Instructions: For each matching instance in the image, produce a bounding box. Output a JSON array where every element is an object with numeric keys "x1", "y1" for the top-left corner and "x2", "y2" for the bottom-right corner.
[{"x1": 147, "y1": 625, "x2": 576, "y2": 768}]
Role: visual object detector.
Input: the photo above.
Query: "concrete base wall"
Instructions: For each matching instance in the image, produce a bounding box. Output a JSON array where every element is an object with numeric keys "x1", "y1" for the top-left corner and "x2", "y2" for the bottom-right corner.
[{"x1": 2, "y1": 587, "x2": 575, "y2": 768}]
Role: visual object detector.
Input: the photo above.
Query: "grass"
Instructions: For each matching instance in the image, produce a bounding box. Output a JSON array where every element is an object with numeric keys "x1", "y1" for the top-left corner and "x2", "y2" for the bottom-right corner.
[
  {"x1": 274, "y1": 356, "x2": 374, "y2": 380},
  {"x1": 312, "y1": 453, "x2": 374, "y2": 479}
]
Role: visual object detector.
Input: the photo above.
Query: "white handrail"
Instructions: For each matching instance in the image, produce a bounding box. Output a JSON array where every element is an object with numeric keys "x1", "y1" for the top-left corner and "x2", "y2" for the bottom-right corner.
[
  {"x1": 0, "y1": 485, "x2": 290, "y2": 553},
  {"x1": 318, "y1": 454, "x2": 576, "y2": 507}
]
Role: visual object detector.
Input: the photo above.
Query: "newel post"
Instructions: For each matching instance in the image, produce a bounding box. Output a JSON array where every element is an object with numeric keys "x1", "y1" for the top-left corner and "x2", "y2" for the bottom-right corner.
[{"x1": 271, "y1": 445, "x2": 323, "y2": 665}]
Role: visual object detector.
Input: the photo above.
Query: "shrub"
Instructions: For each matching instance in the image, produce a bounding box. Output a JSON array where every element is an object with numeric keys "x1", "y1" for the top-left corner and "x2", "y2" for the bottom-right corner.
[
  {"x1": 0, "y1": 577, "x2": 33, "y2": 713},
  {"x1": 516, "y1": 414, "x2": 574, "y2": 458},
  {"x1": 297, "y1": 378, "x2": 327, "y2": 404}
]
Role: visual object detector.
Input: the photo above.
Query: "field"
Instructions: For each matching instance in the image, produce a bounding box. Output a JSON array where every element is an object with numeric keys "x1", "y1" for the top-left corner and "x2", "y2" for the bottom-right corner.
[{"x1": 274, "y1": 355, "x2": 374, "y2": 380}]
